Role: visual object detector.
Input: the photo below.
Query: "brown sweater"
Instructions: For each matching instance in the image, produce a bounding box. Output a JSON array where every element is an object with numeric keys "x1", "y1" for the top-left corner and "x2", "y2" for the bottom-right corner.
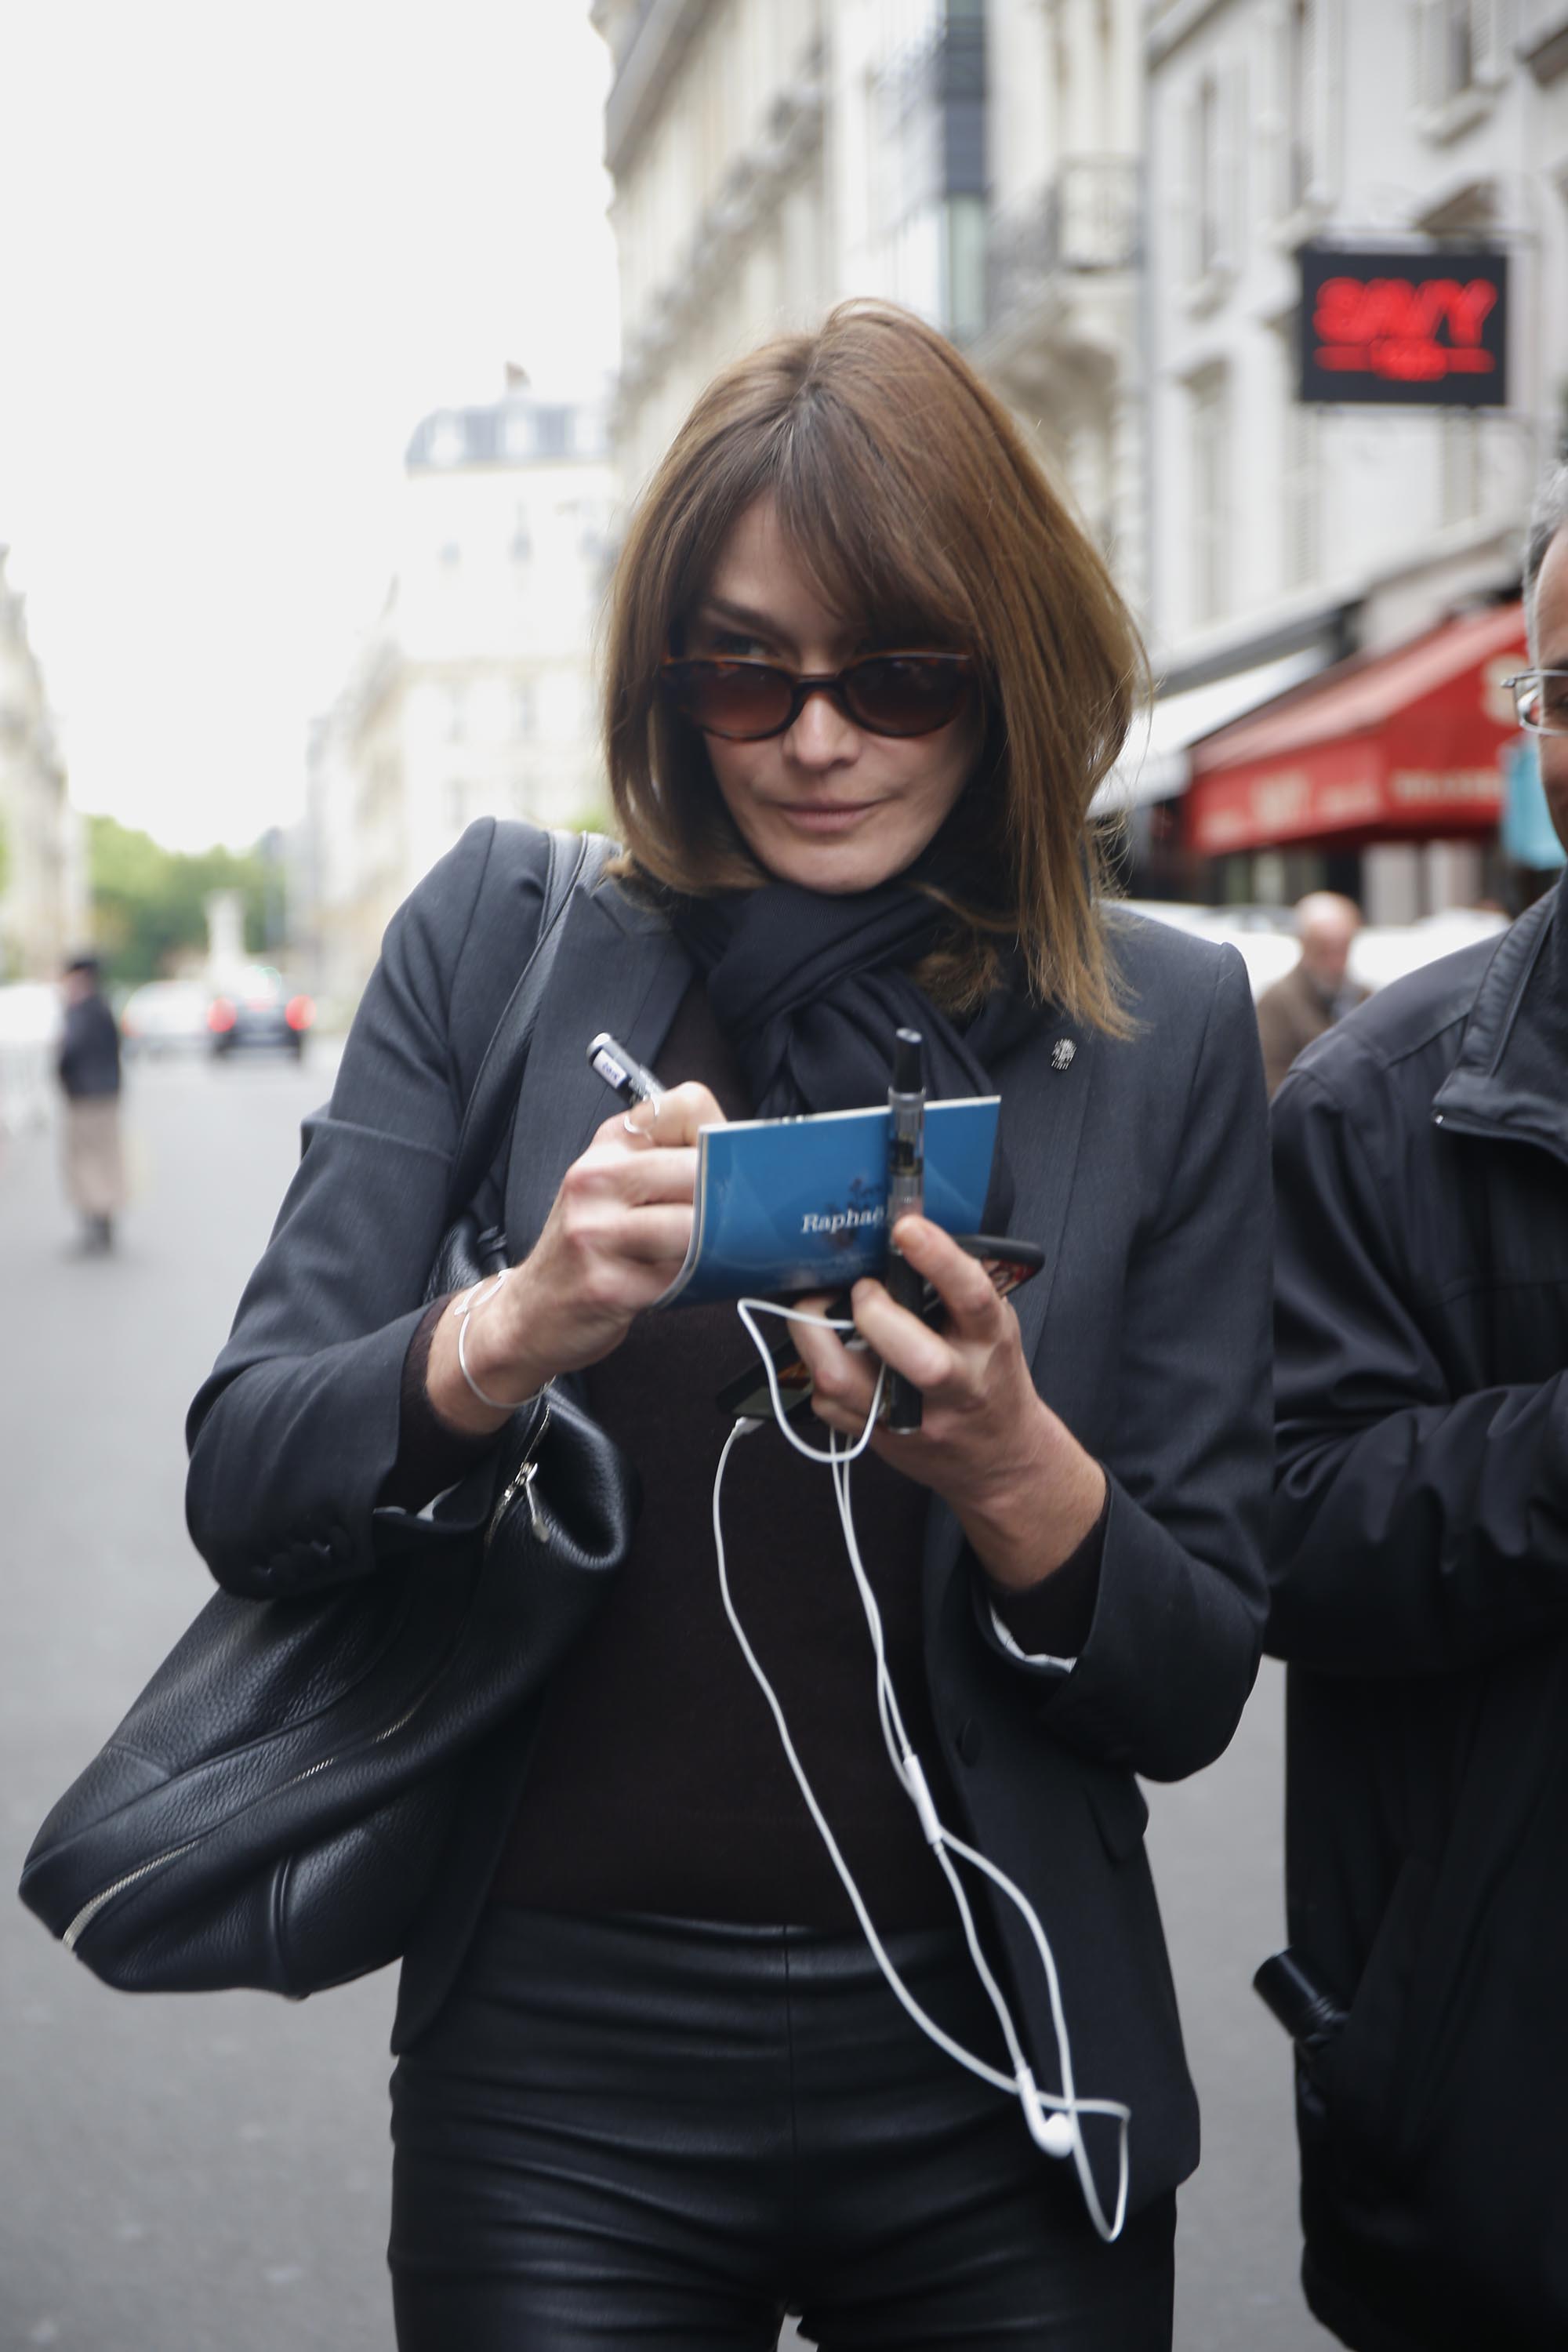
[{"x1": 1255, "y1": 959, "x2": 1369, "y2": 1098}]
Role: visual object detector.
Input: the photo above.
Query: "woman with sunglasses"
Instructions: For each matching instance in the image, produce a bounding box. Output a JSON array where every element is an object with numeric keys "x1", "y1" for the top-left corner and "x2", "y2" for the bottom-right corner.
[{"x1": 187, "y1": 303, "x2": 1272, "y2": 2349}]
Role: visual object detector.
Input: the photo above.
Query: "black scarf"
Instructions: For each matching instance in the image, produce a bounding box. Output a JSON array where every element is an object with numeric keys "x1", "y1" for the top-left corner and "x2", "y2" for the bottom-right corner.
[{"x1": 666, "y1": 876, "x2": 1043, "y2": 1231}]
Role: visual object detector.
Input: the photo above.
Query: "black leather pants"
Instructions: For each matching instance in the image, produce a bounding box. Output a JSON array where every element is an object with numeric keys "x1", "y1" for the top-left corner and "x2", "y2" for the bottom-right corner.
[{"x1": 389, "y1": 1907, "x2": 1174, "y2": 2349}]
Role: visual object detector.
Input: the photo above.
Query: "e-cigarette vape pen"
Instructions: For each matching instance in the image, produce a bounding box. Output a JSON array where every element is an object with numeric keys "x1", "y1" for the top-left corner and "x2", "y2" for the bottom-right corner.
[
  {"x1": 1253, "y1": 1949, "x2": 1347, "y2": 2065},
  {"x1": 885, "y1": 1027, "x2": 925, "y2": 1434},
  {"x1": 587, "y1": 1030, "x2": 666, "y2": 1111}
]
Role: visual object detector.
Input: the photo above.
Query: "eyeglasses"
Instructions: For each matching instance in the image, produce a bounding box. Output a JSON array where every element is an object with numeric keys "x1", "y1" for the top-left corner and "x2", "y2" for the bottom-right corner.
[
  {"x1": 657, "y1": 652, "x2": 975, "y2": 742},
  {"x1": 1501, "y1": 670, "x2": 1568, "y2": 736}
]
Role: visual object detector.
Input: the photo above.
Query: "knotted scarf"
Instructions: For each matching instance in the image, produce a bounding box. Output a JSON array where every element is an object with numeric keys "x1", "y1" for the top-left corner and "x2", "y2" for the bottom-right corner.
[{"x1": 665, "y1": 873, "x2": 1043, "y2": 1230}]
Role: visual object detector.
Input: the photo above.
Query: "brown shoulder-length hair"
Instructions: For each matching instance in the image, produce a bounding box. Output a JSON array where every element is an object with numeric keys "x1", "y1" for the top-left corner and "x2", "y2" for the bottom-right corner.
[{"x1": 602, "y1": 299, "x2": 1144, "y2": 1033}]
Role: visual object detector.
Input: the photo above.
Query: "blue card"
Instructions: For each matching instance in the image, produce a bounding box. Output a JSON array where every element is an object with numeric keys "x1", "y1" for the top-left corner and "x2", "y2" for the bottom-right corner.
[{"x1": 659, "y1": 1097, "x2": 1000, "y2": 1306}]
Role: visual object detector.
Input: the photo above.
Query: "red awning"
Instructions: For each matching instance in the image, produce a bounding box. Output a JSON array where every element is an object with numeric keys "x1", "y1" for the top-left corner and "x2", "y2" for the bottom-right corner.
[{"x1": 1185, "y1": 604, "x2": 1526, "y2": 855}]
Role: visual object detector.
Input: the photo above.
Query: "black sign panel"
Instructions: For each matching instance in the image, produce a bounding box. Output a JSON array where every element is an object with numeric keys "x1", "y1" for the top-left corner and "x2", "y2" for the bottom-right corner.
[{"x1": 1298, "y1": 245, "x2": 1508, "y2": 407}]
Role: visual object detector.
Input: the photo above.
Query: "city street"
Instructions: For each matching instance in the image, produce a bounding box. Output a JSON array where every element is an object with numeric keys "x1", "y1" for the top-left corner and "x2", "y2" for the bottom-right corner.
[{"x1": 2, "y1": 1053, "x2": 1332, "y2": 2352}]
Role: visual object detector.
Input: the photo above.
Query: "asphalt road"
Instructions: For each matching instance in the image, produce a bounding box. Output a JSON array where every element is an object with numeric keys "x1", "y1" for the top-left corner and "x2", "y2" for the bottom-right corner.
[{"x1": 1, "y1": 1051, "x2": 1335, "y2": 2352}]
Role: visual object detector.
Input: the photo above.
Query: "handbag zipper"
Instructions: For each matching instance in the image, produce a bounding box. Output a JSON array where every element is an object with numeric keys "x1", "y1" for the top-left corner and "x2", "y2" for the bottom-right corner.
[
  {"x1": 485, "y1": 1402, "x2": 552, "y2": 1546},
  {"x1": 63, "y1": 1403, "x2": 557, "y2": 1957},
  {"x1": 63, "y1": 1842, "x2": 203, "y2": 1950},
  {"x1": 64, "y1": 1678, "x2": 462, "y2": 1954}
]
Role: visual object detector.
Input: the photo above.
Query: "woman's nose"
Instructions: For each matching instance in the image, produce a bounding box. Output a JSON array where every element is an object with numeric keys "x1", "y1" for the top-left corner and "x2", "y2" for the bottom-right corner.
[{"x1": 784, "y1": 683, "x2": 859, "y2": 764}]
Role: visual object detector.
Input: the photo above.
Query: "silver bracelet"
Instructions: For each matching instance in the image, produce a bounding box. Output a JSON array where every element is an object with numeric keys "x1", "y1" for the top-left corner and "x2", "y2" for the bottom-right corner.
[{"x1": 451, "y1": 1272, "x2": 532, "y2": 1414}]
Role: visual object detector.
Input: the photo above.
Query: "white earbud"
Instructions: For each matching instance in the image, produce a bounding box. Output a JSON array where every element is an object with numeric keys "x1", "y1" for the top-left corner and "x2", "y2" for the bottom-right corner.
[{"x1": 1018, "y1": 2069, "x2": 1076, "y2": 2158}]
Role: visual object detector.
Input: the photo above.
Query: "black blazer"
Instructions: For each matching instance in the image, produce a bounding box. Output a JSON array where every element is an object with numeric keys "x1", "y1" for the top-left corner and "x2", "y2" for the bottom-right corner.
[{"x1": 186, "y1": 819, "x2": 1272, "y2": 2220}]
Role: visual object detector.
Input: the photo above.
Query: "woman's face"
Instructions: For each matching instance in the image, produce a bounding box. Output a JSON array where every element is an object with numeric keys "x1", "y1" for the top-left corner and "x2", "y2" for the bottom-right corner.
[{"x1": 684, "y1": 497, "x2": 981, "y2": 895}]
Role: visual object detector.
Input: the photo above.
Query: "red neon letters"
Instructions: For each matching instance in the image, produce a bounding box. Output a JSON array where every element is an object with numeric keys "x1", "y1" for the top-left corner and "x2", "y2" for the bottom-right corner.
[{"x1": 1312, "y1": 274, "x2": 1498, "y2": 383}]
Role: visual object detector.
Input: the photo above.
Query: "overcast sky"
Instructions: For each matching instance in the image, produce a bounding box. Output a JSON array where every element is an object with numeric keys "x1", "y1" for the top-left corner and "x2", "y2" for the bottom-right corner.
[{"x1": 1, "y1": 1, "x2": 619, "y2": 851}]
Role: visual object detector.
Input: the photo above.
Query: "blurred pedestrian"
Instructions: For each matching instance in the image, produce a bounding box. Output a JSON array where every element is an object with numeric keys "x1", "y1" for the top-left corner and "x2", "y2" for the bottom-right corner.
[
  {"x1": 185, "y1": 303, "x2": 1272, "y2": 2348},
  {"x1": 56, "y1": 953, "x2": 124, "y2": 1256},
  {"x1": 1263, "y1": 461, "x2": 1568, "y2": 2352},
  {"x1": 1254, "y1": 891, "x2": 1367, "y2": 1097}
]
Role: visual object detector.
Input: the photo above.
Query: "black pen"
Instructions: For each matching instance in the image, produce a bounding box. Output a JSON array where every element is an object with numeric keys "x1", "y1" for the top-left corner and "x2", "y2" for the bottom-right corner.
[
  {"x1": 587, "y1": 1030, "x2": 666, "y2": 1111},
  {"x1": 884, "y1": 1028, "x2": 925, "y2": 1433}
]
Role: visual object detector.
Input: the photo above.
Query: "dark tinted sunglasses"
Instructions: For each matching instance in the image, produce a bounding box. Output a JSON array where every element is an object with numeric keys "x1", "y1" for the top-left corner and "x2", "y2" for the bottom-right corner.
[{"x1": 658, "y1": 652, "x2": 975, "y2": 741}]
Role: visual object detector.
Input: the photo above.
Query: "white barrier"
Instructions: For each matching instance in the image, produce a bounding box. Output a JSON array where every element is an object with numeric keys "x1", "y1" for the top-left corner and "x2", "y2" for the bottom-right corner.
[{"x1": 0, "y1": 984, "x2": 62, "y2": 1138}]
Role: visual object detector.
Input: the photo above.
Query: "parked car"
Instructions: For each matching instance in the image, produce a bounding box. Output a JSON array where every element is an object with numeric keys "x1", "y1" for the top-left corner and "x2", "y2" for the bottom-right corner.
[
  {"x1": 208, "y1": 965, "x2": 315, "y2": 1058},
  {"x1": 121, "y1": 978, "x2": 211, "y2": 1056},
  {"x1": 1348, "y1": 905, "x2": 1511, "y2": 993},
  {"x1": 1122, "y1": 900, "x2": 1510, "y2": 1000},
  {"x1": 0, "y1": 980, "x2": 62, "y2": 1134},
  {"x1": 1119, "y1": 902, "x2": 1299, "y2": 998}
]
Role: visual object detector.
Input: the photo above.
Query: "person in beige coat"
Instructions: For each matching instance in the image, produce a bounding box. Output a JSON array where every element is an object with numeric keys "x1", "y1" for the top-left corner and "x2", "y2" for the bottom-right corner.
[
  {"x1": 1255, "y1": 894, "x2": 1367, "y2": 1098},
  {"x1": 56, "y1": 953, "x2": 125, "y2": 1254}
]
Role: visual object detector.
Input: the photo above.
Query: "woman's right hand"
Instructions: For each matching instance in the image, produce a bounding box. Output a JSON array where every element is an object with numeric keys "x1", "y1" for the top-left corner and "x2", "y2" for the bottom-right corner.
[{"x1": 423, "y1": 1081, "x2": 724, "y2": 1433}]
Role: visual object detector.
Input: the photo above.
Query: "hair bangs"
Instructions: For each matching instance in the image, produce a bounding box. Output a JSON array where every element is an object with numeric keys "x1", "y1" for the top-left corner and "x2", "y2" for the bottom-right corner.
[{"x1": 768, "y1": 398, "x2": 980, "y2": 662}]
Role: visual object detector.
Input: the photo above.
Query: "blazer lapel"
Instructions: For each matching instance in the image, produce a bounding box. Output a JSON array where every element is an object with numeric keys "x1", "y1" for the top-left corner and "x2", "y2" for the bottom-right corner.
[
  {"x1": 923, "y1": 1007, "x2": 1098, "y2": 1622},
  {"x1": 1000, "y1": 1011, "x2": 1095, "y2": 1370},
  {"x1": 503, "y1": 879, "x2": 693, "y2": 1254}
]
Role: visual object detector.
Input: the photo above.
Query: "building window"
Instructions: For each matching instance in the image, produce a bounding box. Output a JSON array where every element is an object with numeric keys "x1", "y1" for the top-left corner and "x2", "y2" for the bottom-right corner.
[
  {"x1": 1275, "y1": 316, "x2": 1320, "y2": 587},
  {"x1": 1052, "y1": 5, "x2": 1073, "y2": 159},
  {"x1": 514, "y1": 684, "x2": 535, "y2": 739},
  {"x1": 1194, "y1": 74, "x2": 1221, "y2": 278},
  {"x1": 1269, "y1": 0, "x2": 1341, "y2": 223},
  {"x1": 445, "y1": 688, "x2": 466, "y2": 742},
  {"x1": 1282, "y1": 396, "x2": 1320, "y2": 590},
  {"x1": 1093, "y1": 0, "x2": 1114, "y2": 147},
  {"x1": 511, "y1": 503, "x2": 532, "y2": 564},
  {"x1": 944, "y1": 194, "x2": 988, "y2": 344},
  {"x1": 1416, "y1": 0, "x2": 1508, "y2": 115},
  {"x1": 1189, "y1": 368, "x2": 1230, "y2": 625},
  {"x1": 533, "y1": 407, "x2": 571, "y2": 457},
  {"x1": 1443, "y1": 0, "x2": 1475, "y2": 93},
  {"x1": 1286, "y1": 0, "x2": 1314, "y2": 213},
  {"x1": 444, "y1": 779, "x2": 468, "y2": 831},
  {"x1": 1186, "y1": 58, "x2": 1243, "y2": 288},
  {"x1": 1439, "y1": 411, "x2": 1483, "y2": 524}
]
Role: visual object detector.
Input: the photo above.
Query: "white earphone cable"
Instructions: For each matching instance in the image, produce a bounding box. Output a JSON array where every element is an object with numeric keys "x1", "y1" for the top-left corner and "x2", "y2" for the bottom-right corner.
[{"x1": 714, "y1": 1298, "x2": 1131, "y2": 2244}]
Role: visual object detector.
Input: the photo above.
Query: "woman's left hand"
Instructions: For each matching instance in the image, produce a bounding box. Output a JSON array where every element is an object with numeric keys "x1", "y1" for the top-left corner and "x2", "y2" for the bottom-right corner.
[{"x1": 791, "y1": 1216, "x2": 1106, "y2": 1594}]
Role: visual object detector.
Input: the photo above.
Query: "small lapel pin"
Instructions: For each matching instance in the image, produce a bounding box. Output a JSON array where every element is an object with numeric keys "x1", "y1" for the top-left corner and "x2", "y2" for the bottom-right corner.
[{"x1": 1050, "y1": 1038, "x2": 1076, "y2": 1072}]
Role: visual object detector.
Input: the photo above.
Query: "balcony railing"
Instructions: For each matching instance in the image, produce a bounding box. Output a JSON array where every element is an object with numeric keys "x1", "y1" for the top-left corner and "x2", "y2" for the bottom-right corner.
[{"x1": 984, "y1": 155, "x2": 1140, "y2": 332}]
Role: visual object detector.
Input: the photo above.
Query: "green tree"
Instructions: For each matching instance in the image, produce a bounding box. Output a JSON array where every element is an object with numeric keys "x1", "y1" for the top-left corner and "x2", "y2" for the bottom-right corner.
[{"x1": 87, "y1": 815, "x2": 273, "y2": 983}]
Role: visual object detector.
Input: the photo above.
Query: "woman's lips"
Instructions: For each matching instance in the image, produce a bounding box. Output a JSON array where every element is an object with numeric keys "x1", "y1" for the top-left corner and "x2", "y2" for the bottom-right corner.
[{"x1": 771, "y1": 800, "x2": 880, "y2": 834}]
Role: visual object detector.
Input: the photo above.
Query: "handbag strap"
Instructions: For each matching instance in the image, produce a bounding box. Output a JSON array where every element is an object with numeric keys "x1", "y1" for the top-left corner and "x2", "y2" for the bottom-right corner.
[{"x1": 445, "y1": 828, "x2": 615, "y2": 1219}]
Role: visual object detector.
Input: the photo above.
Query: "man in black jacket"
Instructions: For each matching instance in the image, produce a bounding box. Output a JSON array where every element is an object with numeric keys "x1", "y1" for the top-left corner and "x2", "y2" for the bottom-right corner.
[
  {"x1": 1267, "y1": 463, "x2": 1568, "y2": 2352},
  {"x1": 57, "y1": 953, "x2": 124, "y2": 1254}
]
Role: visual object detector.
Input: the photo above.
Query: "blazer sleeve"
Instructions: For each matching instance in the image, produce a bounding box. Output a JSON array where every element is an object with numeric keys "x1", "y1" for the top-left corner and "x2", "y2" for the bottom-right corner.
[
  {"x1": 976, "y1": 947, "x2": 1273, "y2": 1781},
  {"x1": 1267, "y1": 1061, "x2": 1568, "y2": 1675},
  {"x1": 184, "y1": 818, "x2": 548, "y2": 1599}
]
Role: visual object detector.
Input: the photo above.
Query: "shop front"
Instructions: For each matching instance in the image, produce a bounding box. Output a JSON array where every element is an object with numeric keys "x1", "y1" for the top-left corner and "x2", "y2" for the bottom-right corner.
[{"x1": 1183, "y1": 603, "x2": 1529, "y2": 920}]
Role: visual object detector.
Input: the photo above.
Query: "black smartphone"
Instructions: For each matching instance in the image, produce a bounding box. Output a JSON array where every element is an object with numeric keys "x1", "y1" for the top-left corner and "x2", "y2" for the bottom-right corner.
[{"x1": 713, "y1": 1235, "x2": 1046, "y2": 1425}]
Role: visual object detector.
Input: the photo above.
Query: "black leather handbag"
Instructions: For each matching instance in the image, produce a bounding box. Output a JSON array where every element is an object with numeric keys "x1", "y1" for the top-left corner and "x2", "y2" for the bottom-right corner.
[{"x1": 19, "y1": 829, "x2": 638, "y2": 1998}]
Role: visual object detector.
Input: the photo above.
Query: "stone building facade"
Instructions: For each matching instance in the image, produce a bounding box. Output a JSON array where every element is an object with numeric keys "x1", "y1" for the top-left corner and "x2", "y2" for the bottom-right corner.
[
  {"x1": 1141, "y1": 0, "x2": 1568, "y2": 913},
  {"x1": 0, "y1": 547, "x2": 80, "y2": 978},
  {"x1": 305, "y1": 382, "x2": 614, "y2": 1008}
]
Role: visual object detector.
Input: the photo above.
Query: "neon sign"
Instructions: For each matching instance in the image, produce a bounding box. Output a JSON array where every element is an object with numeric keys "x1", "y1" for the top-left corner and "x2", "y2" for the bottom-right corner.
[{"x1": 1298, "y1": 245, "x2": 1508, "y2": 407}]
